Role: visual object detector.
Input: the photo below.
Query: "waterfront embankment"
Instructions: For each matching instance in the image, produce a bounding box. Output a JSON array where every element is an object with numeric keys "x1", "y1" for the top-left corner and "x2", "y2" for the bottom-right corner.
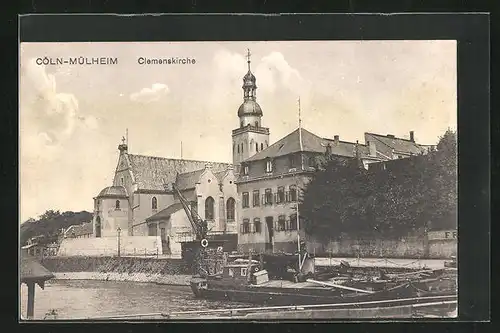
[
  {"x1": 53, "y1": 272, "x2": 192, "y2": 285},
  {"x1": 40, "y1": 255, "x2": 450, "y2": 286},
  {"x1": 42, "y1": 256, "x2": 192, "y2": 286}
]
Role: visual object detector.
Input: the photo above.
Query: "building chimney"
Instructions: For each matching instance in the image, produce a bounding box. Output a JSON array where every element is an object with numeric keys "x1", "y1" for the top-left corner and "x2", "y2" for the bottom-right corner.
[
  {"x1": 409, "y1": 131, "x2": 415, "y2": 142},
  {"x1": 368, "y1": 140, "x2": 377, "y2": 157},
  {"x1": 334, "y1": 135, "x2": 339, "y2": 145}
]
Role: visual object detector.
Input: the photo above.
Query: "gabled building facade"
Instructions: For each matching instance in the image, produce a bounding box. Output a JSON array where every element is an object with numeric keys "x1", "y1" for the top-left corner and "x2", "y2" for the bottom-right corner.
[
  {"x1": 144, "y1": 164, "x2": 239, "y2": 256},
  {"x1": 92, "y1": 143, "x2": 233, "y2": 240},
  {"x1": 235, "y1": 128, "x2": 434, "y2": 254}
]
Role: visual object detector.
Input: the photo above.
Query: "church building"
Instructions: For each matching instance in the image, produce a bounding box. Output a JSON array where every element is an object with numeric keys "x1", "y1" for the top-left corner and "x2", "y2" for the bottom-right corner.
[{"x1": 82, "y1": 49, "x2": 434, "y2": 257}]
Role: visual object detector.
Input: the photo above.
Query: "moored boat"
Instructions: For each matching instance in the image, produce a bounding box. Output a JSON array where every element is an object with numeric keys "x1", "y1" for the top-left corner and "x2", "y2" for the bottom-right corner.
[{"x1": 190, "y1": 256, "x2": 456, "y2": 307}]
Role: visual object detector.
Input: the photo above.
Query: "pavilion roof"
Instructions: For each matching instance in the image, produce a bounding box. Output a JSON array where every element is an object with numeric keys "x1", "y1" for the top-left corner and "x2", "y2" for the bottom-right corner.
[{"x1": 20, "y1": 249, "x2": 54, "y2": 287}]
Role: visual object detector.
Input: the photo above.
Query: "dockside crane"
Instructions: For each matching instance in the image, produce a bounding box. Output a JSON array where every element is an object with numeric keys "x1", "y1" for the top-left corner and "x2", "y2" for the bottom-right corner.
[{"x1": 167, "y1": 182, "x2": 214, "y2": 277}]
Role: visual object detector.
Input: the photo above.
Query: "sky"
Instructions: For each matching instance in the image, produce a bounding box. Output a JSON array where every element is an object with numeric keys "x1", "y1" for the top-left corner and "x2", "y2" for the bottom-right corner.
[{"x1": 19, "y1": 40, "x2": 457, "y2": 222}]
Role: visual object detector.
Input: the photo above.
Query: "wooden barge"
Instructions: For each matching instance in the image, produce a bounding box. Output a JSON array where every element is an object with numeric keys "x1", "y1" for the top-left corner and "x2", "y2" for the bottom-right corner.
[{"x1": 190, "y1": 255, "x2": 457, "y2": 307}]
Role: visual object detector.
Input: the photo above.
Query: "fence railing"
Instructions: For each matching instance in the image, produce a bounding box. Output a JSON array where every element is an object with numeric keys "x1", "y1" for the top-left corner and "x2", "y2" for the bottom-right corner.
[{"x1": 56, "y1": 247, "x2": 162, "y2": 258}]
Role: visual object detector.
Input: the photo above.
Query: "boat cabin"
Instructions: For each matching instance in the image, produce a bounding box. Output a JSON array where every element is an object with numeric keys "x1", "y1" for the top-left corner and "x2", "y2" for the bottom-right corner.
[{"x1": 214, "y1": 259, "x2": 269, "y2": 285}]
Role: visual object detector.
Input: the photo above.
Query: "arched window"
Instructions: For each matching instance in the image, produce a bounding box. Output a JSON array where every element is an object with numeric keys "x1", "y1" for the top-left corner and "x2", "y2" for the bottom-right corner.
[
  {"x1": 237, "y1": 144, "x2": 240, "y2": 153},
  {"x1": 152, "y1": 197, "x2": 158, "y2": 210},
  {"x1": 261, "y1": 143, "x2": 264, "y2": 151},
  {"x1": 255, "y1": 121, "x2": 258, "y2": 127},
  {"x1": 241, "y1": 143, "x2": 244, "y2": 153},
  {"x1": 226, "y1": 197, "x2": 235, "y2": 221},
  {"x1": 115, "y1": 200, "x2": 120, "y2": 210},
  {"x1": 205, "y1": 196, "x2": 215, "y2": 220},
  {"x1": 256, "y1": 143, "x2": 259, "y2": 152}
]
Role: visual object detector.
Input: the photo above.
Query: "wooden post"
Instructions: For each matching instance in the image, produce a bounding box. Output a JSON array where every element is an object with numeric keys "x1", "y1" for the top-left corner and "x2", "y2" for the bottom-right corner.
[
  {"x1": 247, "y1": 252, "x2": 252, "y2": 283},
  {"x1": 117, "y1": 227, "x2": 121, "y2": 257},
  {"x1": 26, "y1": 282, "x2": 35, "y2": 319}
]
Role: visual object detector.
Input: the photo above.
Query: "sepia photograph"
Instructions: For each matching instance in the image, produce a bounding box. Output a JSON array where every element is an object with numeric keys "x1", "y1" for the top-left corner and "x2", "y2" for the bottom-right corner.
[{"x1": 19, "y1": 37, "x2": 459, "y2": 320}]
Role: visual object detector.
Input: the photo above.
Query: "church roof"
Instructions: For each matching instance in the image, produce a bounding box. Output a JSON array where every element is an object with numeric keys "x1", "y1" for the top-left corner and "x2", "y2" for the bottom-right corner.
[
  {"x1": 364, "y1": 133, "x2": 426, "y2": 155},
  {"x1": 97, "y1": 186, "x2": 128, "y2": 198},
  {"x1": 174, "y1": 167, "x2": 230, "y2": 191},
  {"x1": 175, "y1": 169, "x2": 205, "y2": 191},
  {"x1": 127, "y1": 154, "x2": 232, "y2": 191},
  {"x1": 244, "y1": 128, "x2": 368, "y2": 162},
  {"x1": 146, "y1": 202, "x2": 184, "y2": 222}
]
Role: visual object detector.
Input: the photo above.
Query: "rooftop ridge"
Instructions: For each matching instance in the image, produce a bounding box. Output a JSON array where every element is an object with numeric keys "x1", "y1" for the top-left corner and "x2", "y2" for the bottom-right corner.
[
  {"x1": 177, "y1": 168, "x2": 206, "y2": 176},
  {"x1": 365, "y1": 132, "x2": 417, "y2": 143},
  {"x1": 322, "y1": 137, "x2": 367, "y2": 146},
  {"x1": 242, "y1": 129, "x2": 298, "y2": 162},
  {"x1": 128, "y1": 153, "x2": 231, "y2": 165},
  {"x1": 244, "y1": 127, "x2": 330, "y2": 162}
]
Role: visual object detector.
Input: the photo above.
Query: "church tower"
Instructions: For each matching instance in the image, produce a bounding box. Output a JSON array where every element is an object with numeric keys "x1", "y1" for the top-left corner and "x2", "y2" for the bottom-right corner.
[{"x1": 232, "y1": 49, "x2": 270, "y2": 166}]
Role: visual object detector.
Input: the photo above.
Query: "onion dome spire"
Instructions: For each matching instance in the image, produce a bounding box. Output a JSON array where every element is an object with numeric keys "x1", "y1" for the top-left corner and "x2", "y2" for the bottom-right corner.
[{"x1": 238, "y1": 48, "x2": 262, "y2": 117}]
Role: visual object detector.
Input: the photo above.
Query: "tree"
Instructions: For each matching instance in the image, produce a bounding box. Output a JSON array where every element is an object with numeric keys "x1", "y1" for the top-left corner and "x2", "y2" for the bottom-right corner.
[
  {"x1": 39, "y1": 210, "x2": 61, "y2": 221},
  {"x1": 300, "y1": 129, "x2": 458, "y2": 241},
  {"x1": 300, "y1": 156, "x2": 365, "y2": 240},
  {"x1": 426, "y1": 129, "x2": 458, "y2": 230},
  {"x1": 19, "y1": 210, "x2": 93, "y2": 245}
]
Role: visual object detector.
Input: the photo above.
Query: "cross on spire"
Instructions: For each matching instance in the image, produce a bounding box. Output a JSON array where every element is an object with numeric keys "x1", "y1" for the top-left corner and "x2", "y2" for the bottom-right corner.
[
  {"x1": 246, "y1": 48, "x2": 251, "y2": 70},
  {"x1": 121, "y1": 136, "x2": 126, "y2": 145},
  {"x1": 298, "y1": 97, "x2": 302, "y2": 129}
]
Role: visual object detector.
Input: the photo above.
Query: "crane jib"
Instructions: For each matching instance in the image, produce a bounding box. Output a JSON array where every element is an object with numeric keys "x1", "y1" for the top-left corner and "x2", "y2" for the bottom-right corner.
[{"x1": 171, "y1": 183, "x2": 208, "y2": 241}]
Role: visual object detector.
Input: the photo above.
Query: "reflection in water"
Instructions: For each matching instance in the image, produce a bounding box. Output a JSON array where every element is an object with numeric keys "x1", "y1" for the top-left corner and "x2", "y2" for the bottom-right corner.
[{"x1": 20, "y1": 280, "x2": 251, "y2": 320}]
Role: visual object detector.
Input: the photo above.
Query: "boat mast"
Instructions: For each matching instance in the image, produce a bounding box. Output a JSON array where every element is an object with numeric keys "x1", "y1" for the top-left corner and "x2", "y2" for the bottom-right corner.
[{"x1": 297, "y1": 97, "x2": 303, "y2": 271}]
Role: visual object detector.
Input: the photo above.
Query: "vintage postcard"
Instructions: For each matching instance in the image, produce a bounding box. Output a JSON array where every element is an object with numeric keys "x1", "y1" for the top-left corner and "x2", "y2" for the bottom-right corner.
[{"x1": 19, "y1": 34, "x2": 459, "y2": 319}]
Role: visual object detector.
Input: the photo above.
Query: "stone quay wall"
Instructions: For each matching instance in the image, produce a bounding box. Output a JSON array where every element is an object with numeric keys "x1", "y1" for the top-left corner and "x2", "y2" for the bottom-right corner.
[{"x1": 41, "y1": 256, "x2": 192, "y2": 286}]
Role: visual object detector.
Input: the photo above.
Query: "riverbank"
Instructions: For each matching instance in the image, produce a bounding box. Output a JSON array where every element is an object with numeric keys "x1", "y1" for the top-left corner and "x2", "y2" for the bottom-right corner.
[
  {"x1": 41, "y1": 255, "x2": 450, "y2": 287},
  {"x1": 42, "y1": 256, "x2": 192, "y2": 286},
  {"x1": 53, "y1": 272, "x2": 192, "y2": 286}
]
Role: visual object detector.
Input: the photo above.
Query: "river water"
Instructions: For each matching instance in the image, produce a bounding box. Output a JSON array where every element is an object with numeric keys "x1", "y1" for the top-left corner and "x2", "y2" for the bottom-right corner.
[
  {"x1": 19, "y1": 280, "x2": 252, "y2": 320},
  {"x1": 20, "y1": 279, "x2": 457, "y2": 320}
]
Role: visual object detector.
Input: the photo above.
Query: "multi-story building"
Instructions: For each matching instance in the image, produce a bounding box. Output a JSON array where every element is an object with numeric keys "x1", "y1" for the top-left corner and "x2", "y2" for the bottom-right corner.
[{"x1": 235, "y1": 128, "x2": 434, "y2": 254}]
